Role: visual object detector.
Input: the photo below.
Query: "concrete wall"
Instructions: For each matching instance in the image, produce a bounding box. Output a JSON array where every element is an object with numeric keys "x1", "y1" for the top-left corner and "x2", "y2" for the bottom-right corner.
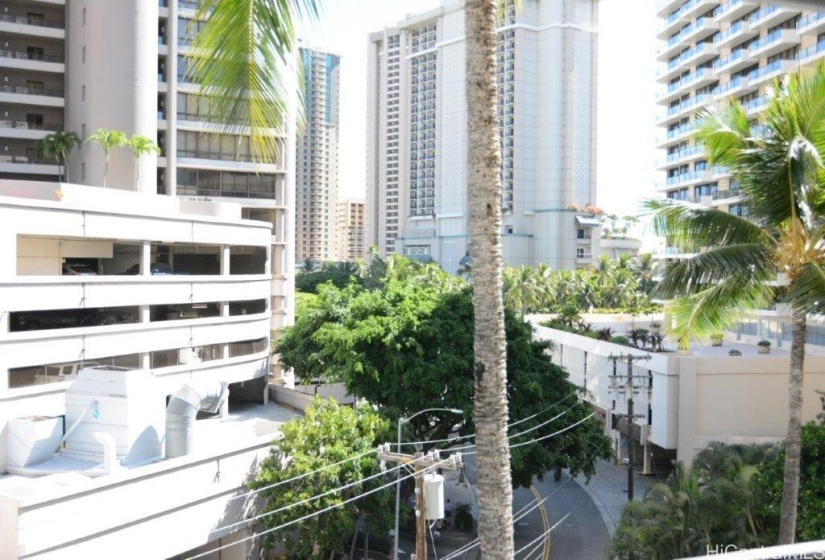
[{"x1": 534, "y1": 323, "x2": 825, "y2": 465}]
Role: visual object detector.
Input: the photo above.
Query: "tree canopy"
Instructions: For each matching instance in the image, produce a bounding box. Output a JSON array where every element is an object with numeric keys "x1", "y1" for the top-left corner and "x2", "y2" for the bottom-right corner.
[
  {"x1": 276, "y1": 259, "x2": 612, "y2": 488},
  {"x1": 252, "y1": 398, "x2": 394, "y2": 558}
]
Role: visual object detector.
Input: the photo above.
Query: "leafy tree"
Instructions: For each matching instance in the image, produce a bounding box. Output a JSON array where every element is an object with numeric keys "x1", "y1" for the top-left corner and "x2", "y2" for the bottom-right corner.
[
  {"x1": 87, "y1": 128, "x2": 127, "y2": 187},
  {"x1": 755, "y1": 392, "x2": 825, "y2": 543},
  {"x1": 34, "y1": 131, "x2": 80, "y2": 182},
  {"x1": 276, "y1": 270, "x2": 612, "y2": 489},
  {"x1": 650, "y1": 63, "x2": 825, "y2": 543},
  {"x1": 128, "y1": 134, "x2": 160, "y2": 186},
  {"x1": 295, "y1": 267, "x2": 360, "y2": 294},
  {"x1": 252, "y1": 398, "x2": 394, "y2": 558}
]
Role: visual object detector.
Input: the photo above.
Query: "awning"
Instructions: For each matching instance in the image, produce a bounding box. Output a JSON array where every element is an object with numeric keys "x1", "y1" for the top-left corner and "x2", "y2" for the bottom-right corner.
[{"x1": 575, "y1": 215, "x2": 602, "y2": 227}]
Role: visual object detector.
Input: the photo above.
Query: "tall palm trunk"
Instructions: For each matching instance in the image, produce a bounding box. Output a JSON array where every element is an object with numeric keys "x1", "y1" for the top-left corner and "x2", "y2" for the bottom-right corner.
[
  {"x1": 778, "y1": 309, "x2": 807, "y2": 543},
  {"x1": 465, "y1": 0, "x2": 515, "y2": 557}
]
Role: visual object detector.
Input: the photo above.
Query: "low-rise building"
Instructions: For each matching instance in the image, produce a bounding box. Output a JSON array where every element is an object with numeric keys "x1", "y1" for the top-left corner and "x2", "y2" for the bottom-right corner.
[{"x1": 0, "y1": 179, "x2": 295, "y2": 558}]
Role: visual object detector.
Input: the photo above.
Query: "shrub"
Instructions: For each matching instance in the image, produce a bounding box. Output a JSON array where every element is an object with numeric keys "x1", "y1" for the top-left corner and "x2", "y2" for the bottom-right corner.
[{"x1": 611, "y1": 335, "x2": 630, "y2": 346}]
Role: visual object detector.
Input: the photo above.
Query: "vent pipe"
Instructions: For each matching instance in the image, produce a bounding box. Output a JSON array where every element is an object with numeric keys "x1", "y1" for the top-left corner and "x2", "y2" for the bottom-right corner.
[{"x1": 165, "y1": 382, "x2": 229, "y2": 459}]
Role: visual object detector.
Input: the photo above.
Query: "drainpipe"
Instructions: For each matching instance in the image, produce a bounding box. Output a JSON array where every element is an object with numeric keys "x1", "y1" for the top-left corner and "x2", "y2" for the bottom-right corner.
[{"x1": 165, "y1": 382, "x2": 229, "y2": 458}]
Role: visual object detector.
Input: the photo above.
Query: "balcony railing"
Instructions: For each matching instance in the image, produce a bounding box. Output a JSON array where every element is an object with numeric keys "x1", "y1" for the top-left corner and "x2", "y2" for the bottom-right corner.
[
  {"x1": 749, "y1": 29, "x2": 789, "y2": 54},
  {"x1": 797, "y1": 11, "x2": 825, "y2": 31},
  {"x1": 0, "y1": 50, "x2": 63, "y2": 63},
  {"x1": 748, "y1": 4, "x2": 778, "y2": 25},
  {"x1": 0, "y1": 84, "x2": 64, "y2": 97},
  {"x1": 0, "y1": 13, "x2": 64, "y2": 29},
  {"x1": 0, "y1": 154, "x2": 53, "y2": 164},
  {"x1": 0, "y1": 119, "x2": 62, "y2": 131},
  {"x1": 798, "y1": 40, "x2": 825, "y2": 63}
]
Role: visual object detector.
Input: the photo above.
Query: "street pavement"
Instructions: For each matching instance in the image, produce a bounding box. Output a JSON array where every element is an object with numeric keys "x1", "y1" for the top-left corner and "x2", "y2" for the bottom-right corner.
[{"x1": 390, "y1": 458, "x2": 658, "y2": 559}]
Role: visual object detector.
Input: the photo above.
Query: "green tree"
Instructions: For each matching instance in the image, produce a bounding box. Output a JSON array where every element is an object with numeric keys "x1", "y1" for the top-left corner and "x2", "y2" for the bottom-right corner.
[
  {"x1": 34, "y1": 131, "x2": 80, "y2": 182},
  {"x1": 252, "y1": 398, "x2": 394, "y2": 558},
  {"x1": 187, "y1": 0, "x2": 320, "y2": 163},
  {"x1": 128, "y1": 134, "x2": 160, "y2": 186},
  {"x1": 649, "y1": 63, "x2": 825, "y2": 543},
  {"x1": 276, "y1": 270, "x2": 612, "y2": 489},
  {"x1": 87, "y1": 128, "x2": 127, "y2": 188}
]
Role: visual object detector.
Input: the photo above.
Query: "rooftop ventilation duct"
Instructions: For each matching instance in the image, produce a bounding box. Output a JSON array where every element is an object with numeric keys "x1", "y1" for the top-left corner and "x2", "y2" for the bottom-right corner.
[{"x1": 165, "y1": 382, "x2": 229, "y2": 459}]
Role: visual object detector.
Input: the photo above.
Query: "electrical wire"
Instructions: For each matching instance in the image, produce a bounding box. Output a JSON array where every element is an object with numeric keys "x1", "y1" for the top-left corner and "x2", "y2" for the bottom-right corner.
[
  {"x1": 185, "y1": 454, "x2": 455, "y2": 560},
  {"x1": 187, "y1": 412, "x2": 598, "y2": 559}
]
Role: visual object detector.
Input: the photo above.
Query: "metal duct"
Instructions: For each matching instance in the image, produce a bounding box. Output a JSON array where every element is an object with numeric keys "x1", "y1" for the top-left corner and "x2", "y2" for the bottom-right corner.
[{"x1": 165, "y1": 382, "x2": 229, "y2": 459}]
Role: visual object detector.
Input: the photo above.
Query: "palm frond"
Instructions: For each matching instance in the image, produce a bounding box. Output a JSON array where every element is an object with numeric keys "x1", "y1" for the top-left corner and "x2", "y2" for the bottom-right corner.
[
  {"x1": 666, "y1": 278, "x2": 774, "y2": 350},
  {"x1": 645, "y1": 199, "x2": 772, "y2": 249},
  {"x1": 189, "y1": 0, "x2": 320, "y2": 163},
  {"x1": 654, "y1": 244, "x2": 774, "y2": 299},
  {"x1": 694, "y1": 101, "x2": 751, "y2": 167},
  {"x1": 784, "y1": 262, "x2": 825, "y2": 315}
]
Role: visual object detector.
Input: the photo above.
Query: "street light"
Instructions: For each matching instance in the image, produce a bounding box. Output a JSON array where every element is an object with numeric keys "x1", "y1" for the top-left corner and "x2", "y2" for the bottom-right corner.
[{"x1": 393, "y1": 407, "x2": 463, "y2": 560}]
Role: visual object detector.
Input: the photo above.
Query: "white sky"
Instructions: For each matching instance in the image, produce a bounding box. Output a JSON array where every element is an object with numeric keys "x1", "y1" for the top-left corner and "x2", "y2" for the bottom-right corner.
[{"x1": 300, "y1": 0, "x2": 659, "y2": 218}]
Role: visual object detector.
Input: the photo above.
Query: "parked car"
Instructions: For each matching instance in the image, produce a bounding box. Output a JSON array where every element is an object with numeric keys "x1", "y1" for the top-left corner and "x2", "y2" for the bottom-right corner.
[
  {"x1": 62, "y1": 262, "x2": 97, "y2": 275},
  {"x1": 125, "y1": 263, "x2": 173, "y2": 275}
]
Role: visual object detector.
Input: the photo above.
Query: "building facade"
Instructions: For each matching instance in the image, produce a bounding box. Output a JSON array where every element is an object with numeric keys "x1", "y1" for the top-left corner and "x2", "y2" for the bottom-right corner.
[
  {"x1": 656, "y1": 0, "x2": 825, "y2": 253},
  {"x1": 296, "y1": 47, "x2": 340, "y2": 264},
  {"x1": 336, "y1": 198, "x2": 366, "y2": 261},
  {"x1": 366, "y1": 0, "x2": 601, "y2": 273},
  {"x1": 0, "y1": 0, "x2": 296, "y2": 334}
]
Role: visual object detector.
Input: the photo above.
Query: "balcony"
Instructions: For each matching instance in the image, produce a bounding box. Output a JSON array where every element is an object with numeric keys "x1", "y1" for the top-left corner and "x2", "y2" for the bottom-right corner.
[
  {"x1": 713, "y1": 48, "x2": 747, "y2": 73},
  {"x1": 0, "y1": 49, "x2": 64, "y2": 73},
  {"x1": 658, "y1": 10, "x2": 687, "y2": 39},
  {"x1": 678, "y1": 0, "x2": 721, "y2": 21},
  {"x1": 748, "y1": 29, "x2": 801, "y2": 59},
  {"x1": 798, "y1": 12, "x2": 825, "y2": 37},
  {"x1": 666, "y1": 169, "x2": 711, "y2": 187},
  {"x1": 0, "y1": 119, "x2": 61, "y2": 140},
  {"x1": 748, "y1": 5, "x2": 803, "y2": 32},
  {"x1": 0, "y1": 13, "x2": 65, "y2": 39},
  {"x1": 660, "y1": 122, "x2": 697, "y2": 147},
  {"x1": 743, "y1": 95, "x2": 767, "y2": 116},
  {"x1": 713, "y1": 20, "x2": 759, "y2": 49},
  {"x1": 0, "y1": 84, "x2": 64, "y2": 107},
  {"x1": 658, "y1": 0, "x2": 687, "y2": 18},
  {"x1": 659, "y1": 42, "x2": 719, "y2": 80},
  {"x1": 747, "y1": 59, "x2": 797, "y2": 87},
  {"x1": 679, "y1": 16, "x2": 720, "y2": 45},
  {"x1": 714, "y1": 0, "x2": 758, "y2": 24},
  {"x1": 660, "y1": 144, "x2": 707, "y2": 168},
  {"x1": 715, "y1": 75, "x2": 757, "y2": 99},
  {"x1": 659, "y1": 92, "x2": 714, "y2": 124},
  {"x1": 798, "y1": 40, "x2": 825, "y2": 65}
]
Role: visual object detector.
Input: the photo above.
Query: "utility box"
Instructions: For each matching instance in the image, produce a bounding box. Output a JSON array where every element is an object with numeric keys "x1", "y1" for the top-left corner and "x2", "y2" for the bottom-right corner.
[
  {"x1": 424, "y1": 473, "x2": 445, "y2": 520},
  {"x1": 64, "y1": 366, "x2": 164, "y2": 466},
  {"x1": 6, "y1": 416, "x2": 63, "y2": 468}
]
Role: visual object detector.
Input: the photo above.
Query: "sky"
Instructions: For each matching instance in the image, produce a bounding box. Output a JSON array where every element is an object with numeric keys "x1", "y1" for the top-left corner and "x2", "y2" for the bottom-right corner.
[{"x1": 300, "y1": 0, "x2": 659, "y2": 218}]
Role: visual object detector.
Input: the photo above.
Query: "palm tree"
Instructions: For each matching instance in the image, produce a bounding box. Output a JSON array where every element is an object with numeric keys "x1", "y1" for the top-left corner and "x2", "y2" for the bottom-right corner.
[
  {"x1": 649, "y1": 63, "x2": 825, "y2": 544},
  {"x1": 128, "y1": 134, "x2": 160, "y2": 187},
  {"x1": 465, "y1": 0, "x2": 515, "y2": 556},
  {"x1": 34, "y1": 131, "x2": 80, "y2": 182},
  {"x1": 87, "y1": 128, "x2": 127, "y2": 188},
  {"x1": 187, "y1": 0, "x2": 320, "y2": 163}
]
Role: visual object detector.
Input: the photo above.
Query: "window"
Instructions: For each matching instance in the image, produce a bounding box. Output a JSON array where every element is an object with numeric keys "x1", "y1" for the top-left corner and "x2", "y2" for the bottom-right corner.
[
  {"x1": 81, "y1": 85, "x2": 85, "y2": 101},
  {"x1": 82, "y1": 8, "x2": 86, "y2": 25},
  {"x1": 577, "y1": 228, "x2": 585, "y2": 240},
  {"x1": 26, "y1": 113, "x2": 43, "y2": 129},
  {"x1": 577, "y1": 248, "x2": 586, "y2": 259},
  {"x1": 26, "y1": 81, "x2": 44, "y2": 94},
  {"x1": 82, "y1": 46, "x2": 86, "y2": 63},
  {"x1": 26, "y1": 47, "x2": 44, "y2": 60}
]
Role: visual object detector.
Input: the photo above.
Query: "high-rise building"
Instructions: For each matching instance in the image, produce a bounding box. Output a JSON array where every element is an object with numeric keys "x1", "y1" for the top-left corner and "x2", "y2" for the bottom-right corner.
[
  {"x1": 296, "y1": 47, "x2": 340, "y2": 264},
  {"x1": 366, "y1": 0, "x2": 601, "y2": 273},
  {"x1": 0, "y1": 1, "x2": 296, "y2": 333},
  {"x1": 336, "y1": 198, "x2": 367, "y2": 261},
  {"x1": 656, "y1": 0, "x2": 825, "y2": 233}
]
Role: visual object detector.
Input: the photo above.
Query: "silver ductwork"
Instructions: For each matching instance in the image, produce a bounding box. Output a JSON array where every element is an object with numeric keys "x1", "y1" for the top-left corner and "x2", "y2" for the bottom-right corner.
[{"x1": 165, "y1": 382, "x2": 229, "y2": 459}]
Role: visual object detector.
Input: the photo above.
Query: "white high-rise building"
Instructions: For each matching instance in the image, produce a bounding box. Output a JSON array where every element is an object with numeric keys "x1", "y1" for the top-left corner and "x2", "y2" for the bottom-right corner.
[
  {"x1": 656, "y1": 0, "x2": 825, "y2": 229},
  {"x1": 366, "y1": 0, "x2": 601, "y2": 273},
  {"x1": 0, "y1": 0, "x2": 296, "y2": 333},
  {"x1": 296, "y1": 47, "x2": 340, "y2": 264}
]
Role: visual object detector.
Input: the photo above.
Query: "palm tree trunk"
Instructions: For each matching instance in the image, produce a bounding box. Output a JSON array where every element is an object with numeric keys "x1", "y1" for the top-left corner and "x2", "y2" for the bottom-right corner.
[
  {"x1": 778, "y1": 310, "x2": 806, "y2": 543},
  {"x1": 465, "y1": 0, "x2": 515, "y2": 557},
  {"x1": 103, "y1": 154, "x2": 109, "y2": 188}
]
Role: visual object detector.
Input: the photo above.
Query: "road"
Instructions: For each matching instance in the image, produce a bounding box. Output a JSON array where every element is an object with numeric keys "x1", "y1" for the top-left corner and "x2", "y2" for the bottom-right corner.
[{"x1": 463, "y1": 454, "x2": 611, "y2": 560}]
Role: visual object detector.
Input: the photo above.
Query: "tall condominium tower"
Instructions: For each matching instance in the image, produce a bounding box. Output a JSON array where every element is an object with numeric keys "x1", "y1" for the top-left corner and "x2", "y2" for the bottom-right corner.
[
  {"x1": 0, "y1": 1, "x2": 297, "y2": 333},
  {"x1": 656, "y1": 0, "x2": 825, "y2": 230},
  {"x1": 366, "y1": 0, "x2": 601, "y2": 273},
  {"x1": 336, "y1": 198, "x2": 367, "y2": 261},
  {"x1": 296, "y1": 47, "x2": 340, "y2": 263}
]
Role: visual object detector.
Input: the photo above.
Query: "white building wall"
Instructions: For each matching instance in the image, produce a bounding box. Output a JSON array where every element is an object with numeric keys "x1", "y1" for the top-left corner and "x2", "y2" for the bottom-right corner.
[{"x1": 367, "y1": 0, "x2": 600, "y2": 271}]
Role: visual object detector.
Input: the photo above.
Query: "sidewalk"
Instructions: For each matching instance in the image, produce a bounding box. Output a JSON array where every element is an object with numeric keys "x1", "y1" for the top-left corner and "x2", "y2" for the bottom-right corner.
[{"x1": 572, "y1": 459, "x2": 658, "y2": 536}]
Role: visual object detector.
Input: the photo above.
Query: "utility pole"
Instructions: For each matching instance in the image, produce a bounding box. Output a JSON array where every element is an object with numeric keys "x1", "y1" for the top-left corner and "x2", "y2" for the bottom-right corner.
[
  {"x1": 378, "y1": 445, "x2": 462, "y2": 560},
  {"x1": 608, "y1": 353, "x2": 650, "y2": 502}
]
